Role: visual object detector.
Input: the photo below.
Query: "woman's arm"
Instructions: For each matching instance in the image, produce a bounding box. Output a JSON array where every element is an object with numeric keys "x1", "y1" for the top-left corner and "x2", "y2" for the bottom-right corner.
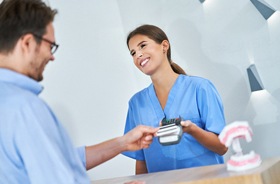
[
  {"x1": 136, "y1": 160, "x2": 148, "y2": 174},
  {"x1": 181, "y1": 120, "x2": 228, "y2": 155}
]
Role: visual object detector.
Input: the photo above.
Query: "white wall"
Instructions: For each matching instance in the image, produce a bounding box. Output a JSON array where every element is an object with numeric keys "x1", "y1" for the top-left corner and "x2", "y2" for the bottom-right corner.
[{"x1": 42, "y1": 0, "x2": 280, "y2": 181}]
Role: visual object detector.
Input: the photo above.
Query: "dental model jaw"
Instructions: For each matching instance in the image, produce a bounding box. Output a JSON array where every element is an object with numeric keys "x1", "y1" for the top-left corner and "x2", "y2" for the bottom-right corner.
[{"x1": 219, "y1": 121, "x2": 262, "y2": 171}]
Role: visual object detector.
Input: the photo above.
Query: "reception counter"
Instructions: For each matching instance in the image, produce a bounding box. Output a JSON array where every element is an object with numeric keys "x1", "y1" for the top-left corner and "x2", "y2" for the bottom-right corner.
[{"x1": 92, "y1": 157, "x2": 280, "y2": 184}]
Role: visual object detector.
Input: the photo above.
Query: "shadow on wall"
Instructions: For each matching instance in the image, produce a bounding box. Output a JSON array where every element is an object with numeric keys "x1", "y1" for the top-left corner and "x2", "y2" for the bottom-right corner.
[
  {"x1": 240, "y1": 120, "x2": 280, "y2": 160},
  {"x1": 167, "y1": 18, "x2": 249, "y2": 123},
  {"x1": 166, "y1": 18, "x2": 280, "y2": 161},
  {"x1": 244, "y1": 90, "x2": 280, "y2": 125},
  {"x1": 241, "y1": 90, "x2": 280, "y2": 158},
  {"x1": 272, "y1": 88, "x2": 280, "y2": 103}
]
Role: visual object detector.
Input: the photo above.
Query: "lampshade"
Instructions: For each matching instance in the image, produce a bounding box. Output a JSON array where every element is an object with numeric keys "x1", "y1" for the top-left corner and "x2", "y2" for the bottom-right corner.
[
  {"x1": 247, "y1": 64, "x2": 264, "y2": 92},
  {"x1": 250, "y1": 0, "x2": 276, "y2": 20},
  {"x1": 199, "y1": 0, "x2": 205, "y2": 3}
]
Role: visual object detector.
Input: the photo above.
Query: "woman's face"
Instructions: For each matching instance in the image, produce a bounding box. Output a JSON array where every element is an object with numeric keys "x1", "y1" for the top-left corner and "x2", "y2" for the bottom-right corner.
[{"x1": 128, "y1": 34, "x2": 167, "y2": 76}]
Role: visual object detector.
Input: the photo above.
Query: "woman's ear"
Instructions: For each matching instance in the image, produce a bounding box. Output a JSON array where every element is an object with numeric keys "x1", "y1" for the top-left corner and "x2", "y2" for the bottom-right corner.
[{"x1": 162, "y1": 40, "x2": 169, "y2": 53}]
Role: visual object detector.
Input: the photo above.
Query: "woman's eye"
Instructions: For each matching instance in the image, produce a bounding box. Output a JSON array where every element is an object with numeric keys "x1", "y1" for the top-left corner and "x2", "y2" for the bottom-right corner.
[
  {"x1": 140, "y1": 44, "x2": 146, "y2": 49},
  {"x1": 131, "y1": 51, "x2": 135, "y2": 56}
]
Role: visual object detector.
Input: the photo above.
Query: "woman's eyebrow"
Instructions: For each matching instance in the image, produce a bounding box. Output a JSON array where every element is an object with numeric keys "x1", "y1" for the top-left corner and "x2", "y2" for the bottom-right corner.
[
  {"x1": 137, "y1": 40, "x2": 146, "y2": 47},
  {"x1": 130, "y1": 41, "x2": 147, "y2": 54}
]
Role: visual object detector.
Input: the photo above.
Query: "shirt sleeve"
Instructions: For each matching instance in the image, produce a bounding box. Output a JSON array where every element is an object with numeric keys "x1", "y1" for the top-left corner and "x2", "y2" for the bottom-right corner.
[
  {"x1": 196, "y1": 79, "x2": 226, "y2": 134},
  {"x1": 76, "y1": 146, "x2": 86, "y2": 168}
]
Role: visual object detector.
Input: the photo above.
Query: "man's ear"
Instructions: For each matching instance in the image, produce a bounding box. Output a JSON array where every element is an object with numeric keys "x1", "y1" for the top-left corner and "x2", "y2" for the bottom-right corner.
[{"x1": 20, "y1": 34, "x2": 36, "y2": 54}]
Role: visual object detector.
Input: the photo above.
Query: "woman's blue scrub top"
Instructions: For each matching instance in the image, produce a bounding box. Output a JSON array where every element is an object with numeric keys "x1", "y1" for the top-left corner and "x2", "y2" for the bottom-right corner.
[{"x1": 123, "y1": 74, "x2": 226, "y2": 173}]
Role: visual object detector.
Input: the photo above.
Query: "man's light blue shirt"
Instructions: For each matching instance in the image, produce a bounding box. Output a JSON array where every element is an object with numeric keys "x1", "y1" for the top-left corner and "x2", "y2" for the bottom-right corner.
[{"x1": 0, "y1": 68, "x2": 90, "y2": 183}]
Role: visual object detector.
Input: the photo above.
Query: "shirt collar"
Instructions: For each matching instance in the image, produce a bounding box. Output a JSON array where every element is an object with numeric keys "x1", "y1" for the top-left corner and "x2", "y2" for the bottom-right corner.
[{"x1": 0, "y1": 68, "x2": 43, "y2": 95}]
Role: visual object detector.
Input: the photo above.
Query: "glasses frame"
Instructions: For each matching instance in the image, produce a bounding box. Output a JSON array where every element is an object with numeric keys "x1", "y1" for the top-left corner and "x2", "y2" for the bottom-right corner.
[{"x1": 32, "y1": 34, "x2": 59, "y2": 54}]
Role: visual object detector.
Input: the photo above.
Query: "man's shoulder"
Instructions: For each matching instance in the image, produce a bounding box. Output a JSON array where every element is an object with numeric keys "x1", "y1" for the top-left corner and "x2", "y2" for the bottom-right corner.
[
  {"x1": 0, "y1": 82, "x2": 44, "y2": 115},
  {"x1": 1, "y1": 81, "x2": 39, "y2": 101}
]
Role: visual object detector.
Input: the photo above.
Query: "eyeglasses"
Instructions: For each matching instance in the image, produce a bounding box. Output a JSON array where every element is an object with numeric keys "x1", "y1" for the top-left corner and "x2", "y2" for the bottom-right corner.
[{"x1": 32, "y1": 34, "x2": 59, "y2": 54}]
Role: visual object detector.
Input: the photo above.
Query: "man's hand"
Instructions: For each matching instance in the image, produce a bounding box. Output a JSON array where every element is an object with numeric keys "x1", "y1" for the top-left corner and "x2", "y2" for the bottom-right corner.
[
  {"x1": 85, "y1": 125, "x2": 158, "y2": 169},
  {"x1": 122, "y1": 125, "x2": 159, "y2": 151}
]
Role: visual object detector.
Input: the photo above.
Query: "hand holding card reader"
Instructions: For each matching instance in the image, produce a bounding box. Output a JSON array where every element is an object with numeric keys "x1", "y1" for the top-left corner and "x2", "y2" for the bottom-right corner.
[{"x1": 156, "y1": 117, "x2": 183, "y2": 146}]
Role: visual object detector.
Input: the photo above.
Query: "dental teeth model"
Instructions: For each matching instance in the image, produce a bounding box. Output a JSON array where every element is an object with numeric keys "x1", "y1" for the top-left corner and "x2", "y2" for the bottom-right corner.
[{"x1": 219, "y1": 121, "x2": 262, "y2": 171}]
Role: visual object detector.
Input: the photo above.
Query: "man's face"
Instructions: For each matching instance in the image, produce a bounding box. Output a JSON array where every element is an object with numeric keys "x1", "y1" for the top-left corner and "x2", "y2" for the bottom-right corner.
[{"x1": 27, "y1": 23, "x2": 56, "y2": 81}]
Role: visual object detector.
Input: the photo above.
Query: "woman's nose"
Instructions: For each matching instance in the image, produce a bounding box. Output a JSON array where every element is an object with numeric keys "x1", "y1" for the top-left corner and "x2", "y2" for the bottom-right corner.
[{"x1": 137, "y1": 52, "x2": 143, "y2": 58}]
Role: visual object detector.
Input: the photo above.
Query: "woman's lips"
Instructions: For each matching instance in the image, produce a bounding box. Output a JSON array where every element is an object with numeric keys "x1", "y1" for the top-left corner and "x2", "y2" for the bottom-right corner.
[{"x1": 140, "y1": 58, "x2": 149, "y2": 67}]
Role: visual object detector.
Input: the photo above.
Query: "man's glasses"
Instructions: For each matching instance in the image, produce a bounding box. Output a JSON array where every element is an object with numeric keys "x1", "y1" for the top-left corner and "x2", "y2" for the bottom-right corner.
[{"x1": 32, "y1": 34, "x2": 59, "y2": 54}]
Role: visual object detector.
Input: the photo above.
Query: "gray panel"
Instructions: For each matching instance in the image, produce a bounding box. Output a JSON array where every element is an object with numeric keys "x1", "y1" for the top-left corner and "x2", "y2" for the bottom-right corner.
[
  {"x1": 247, "y1": 64, "x2": 264, "y2": 92},
  {"x1": 250, "y1": 0, "x2": 276, "y2": 19}
]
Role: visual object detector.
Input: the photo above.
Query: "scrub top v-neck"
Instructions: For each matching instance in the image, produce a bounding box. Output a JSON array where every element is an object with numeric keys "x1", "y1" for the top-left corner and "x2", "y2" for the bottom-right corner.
[{"x1": 123, "y1": 74, "x2": 225, "y2": 173}]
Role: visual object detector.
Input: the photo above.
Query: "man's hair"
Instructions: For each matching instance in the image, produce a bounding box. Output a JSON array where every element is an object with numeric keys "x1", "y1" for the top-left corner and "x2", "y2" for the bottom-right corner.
[{"x1": 0, "y1": 0, "x2": 58, "y2": 53}]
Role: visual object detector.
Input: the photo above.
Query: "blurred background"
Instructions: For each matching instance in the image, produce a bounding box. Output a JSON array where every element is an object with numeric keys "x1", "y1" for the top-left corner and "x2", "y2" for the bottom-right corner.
[{"x1": 42, "y1": 0, "x2": 280, "y2": 181}]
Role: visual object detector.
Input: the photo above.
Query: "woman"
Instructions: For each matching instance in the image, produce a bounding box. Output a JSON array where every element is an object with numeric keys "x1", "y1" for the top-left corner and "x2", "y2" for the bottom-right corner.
[{"x1": 122, "y1": 24, "x2": 228, "y2": 174}]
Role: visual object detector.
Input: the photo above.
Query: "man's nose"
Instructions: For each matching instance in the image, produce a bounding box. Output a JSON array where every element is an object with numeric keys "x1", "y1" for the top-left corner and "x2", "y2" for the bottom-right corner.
[{"x1": 50, "y1": 55, "x2": 55, "y2": 61}]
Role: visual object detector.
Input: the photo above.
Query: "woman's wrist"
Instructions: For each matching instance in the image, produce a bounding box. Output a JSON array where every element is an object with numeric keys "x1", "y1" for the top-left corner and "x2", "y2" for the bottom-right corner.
[{"x1": 182, "y1": 120, "x2": 196, "y2": 134}]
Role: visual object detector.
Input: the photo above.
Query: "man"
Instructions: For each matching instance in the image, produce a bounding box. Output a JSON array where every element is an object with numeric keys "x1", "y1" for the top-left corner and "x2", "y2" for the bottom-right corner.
[{"x1": 0, "y1": 0, "x2": 158, "y2": 183}]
